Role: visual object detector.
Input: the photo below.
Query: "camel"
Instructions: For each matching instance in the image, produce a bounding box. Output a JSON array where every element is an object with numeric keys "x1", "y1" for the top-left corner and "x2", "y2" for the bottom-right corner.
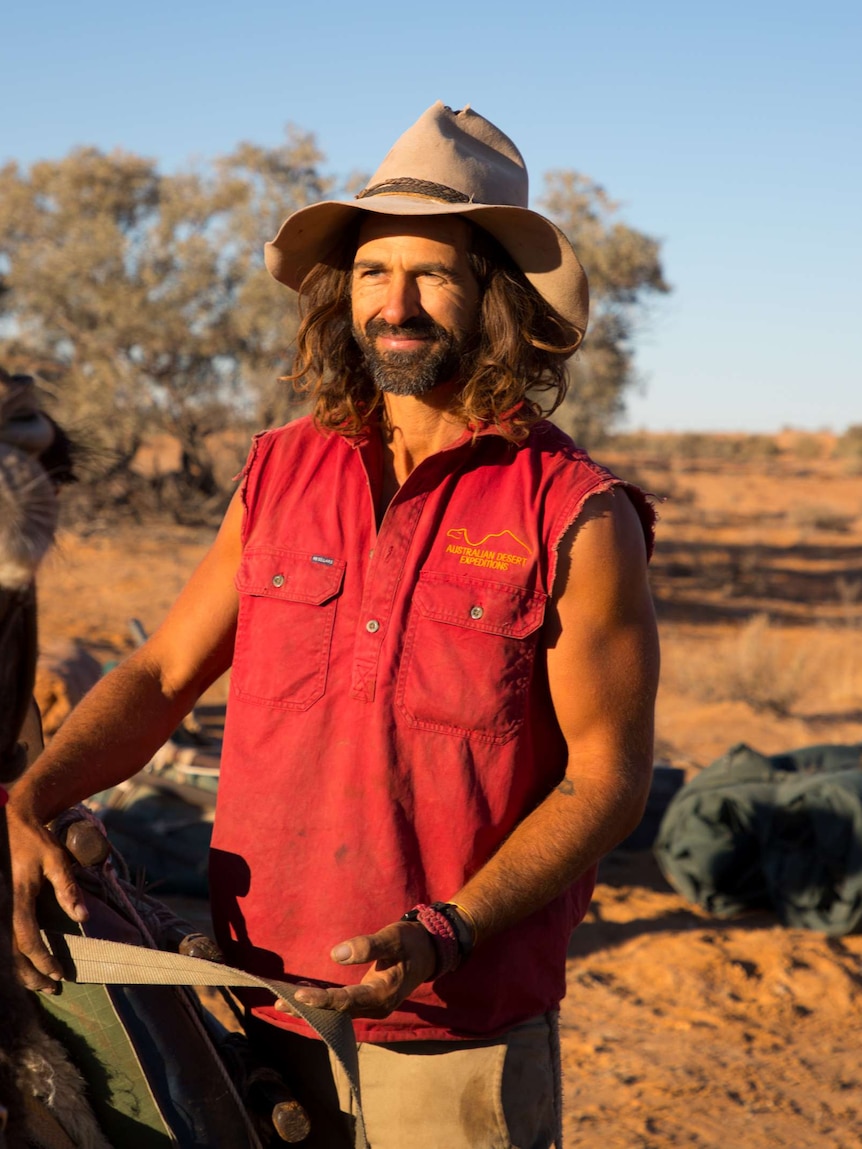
[{"x1": 0, "y1": 367, "x2": 112, "y2": 1149}]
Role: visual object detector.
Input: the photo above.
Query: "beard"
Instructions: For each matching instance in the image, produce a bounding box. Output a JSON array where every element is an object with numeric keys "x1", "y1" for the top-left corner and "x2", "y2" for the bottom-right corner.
[{"x1": 352, "y1": 317, "x2": 474, "y2": 397}]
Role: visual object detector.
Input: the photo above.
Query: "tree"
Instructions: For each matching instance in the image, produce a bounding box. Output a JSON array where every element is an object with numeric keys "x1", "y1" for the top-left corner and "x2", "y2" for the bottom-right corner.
[
  {"x1": 0, "y1": 137, "x2": 667, "y2": 506},
  {"x1": 212, "y1": 128, "x2": 334, "y2": 428},
  {"x1": 0, "y1": 149, "x2": 161, "y2": 477},
  {"x1": 0, "y1": 130, "x2": 331, "y2": 498},
  {"x1": 540, "y1": 171, "x2": 670, "y2": 446}
]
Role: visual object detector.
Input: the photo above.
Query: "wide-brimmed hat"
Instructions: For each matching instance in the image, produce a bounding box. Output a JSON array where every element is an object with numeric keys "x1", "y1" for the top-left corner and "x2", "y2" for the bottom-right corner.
[{"x1": 265, "y1": 102, "x2": 589, "y2": 343}]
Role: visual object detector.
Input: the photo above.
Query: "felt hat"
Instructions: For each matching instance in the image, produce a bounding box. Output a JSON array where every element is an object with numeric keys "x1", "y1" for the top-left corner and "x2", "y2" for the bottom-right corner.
[{"x1": 265, "y1": 102, "x2": 589, "y2": 343}]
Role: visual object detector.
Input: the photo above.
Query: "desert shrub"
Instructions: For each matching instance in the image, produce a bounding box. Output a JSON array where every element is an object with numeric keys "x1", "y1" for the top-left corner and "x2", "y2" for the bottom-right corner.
[
  {"x1": 677, "y1": 614, "x2": 812, "y2": 717},
  {"x1": 789, "y1": 434, "x2": 828, "y2": 461},
  {"x1": 835, "y1": 575, "x2": 862, "y2": 605},
  {"x1": 834, "y1": 425, "x2": 862, "y2": 460},
  {"x1": 688, "y1": 435, "x2": 780, "y2": 463},
  {"x1": 605, "y1": 432, "x2": 781, "y2": 466},
  {"x1": 724, "y1": 545, "x2": 769, "y2": 598},
  {"x1": 834, "y1": 576, "x2": 862, "y2": 629},
  {"x1": 834, "y1": 428, "x2": 862, "y2": 475},
  {"x1": 791, "y1": 504, "x2": 855, "y2": 533}
]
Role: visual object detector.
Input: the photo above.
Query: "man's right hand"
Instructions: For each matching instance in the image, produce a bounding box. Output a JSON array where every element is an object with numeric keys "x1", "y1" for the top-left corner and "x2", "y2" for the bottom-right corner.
[{"x1": 7, "y1": 806, "x2": 88, "y2": 991}]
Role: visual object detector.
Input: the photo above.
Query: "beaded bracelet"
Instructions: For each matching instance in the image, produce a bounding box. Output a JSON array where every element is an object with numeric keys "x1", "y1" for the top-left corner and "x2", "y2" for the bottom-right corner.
[
  {"x1": 401, "y1": 903, "x2": 460, "y2": 976},
  {"x1": 402, "y1": 901, "x2": 477, "y2": 975}
]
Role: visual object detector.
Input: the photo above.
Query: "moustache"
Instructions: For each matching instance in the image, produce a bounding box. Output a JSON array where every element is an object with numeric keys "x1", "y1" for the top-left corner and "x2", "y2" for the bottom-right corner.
[{"x1": 363, "y1": 317, "x2": 450, "y2": 342}]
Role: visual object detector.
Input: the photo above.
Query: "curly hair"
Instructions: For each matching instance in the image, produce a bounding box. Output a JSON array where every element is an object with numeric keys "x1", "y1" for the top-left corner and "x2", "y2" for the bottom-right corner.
[{"x1": 286, "y1": 218, "x2": 582, "y2": 441}]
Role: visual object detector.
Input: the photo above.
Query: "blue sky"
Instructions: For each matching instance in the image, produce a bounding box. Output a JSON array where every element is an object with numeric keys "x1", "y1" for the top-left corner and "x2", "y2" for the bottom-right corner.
[{"x1": 4, "y1": 0, "x2": 860, "y2": 432}]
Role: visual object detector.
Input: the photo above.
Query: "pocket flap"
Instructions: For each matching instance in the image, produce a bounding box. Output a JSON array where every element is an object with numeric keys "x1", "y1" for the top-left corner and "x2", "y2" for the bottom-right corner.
[
  {"x1": 236, "y1": 548, "x2": 345, "y2": 605},
  {"x1": 414, "y1": 571, "x2": 546, "y2": 638}
]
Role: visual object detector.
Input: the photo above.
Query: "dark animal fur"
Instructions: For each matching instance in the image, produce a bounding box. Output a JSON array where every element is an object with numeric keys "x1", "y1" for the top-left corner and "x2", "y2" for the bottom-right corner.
[{"x1": 0, "y1": 392, "x2": 109, "y2": 1148}]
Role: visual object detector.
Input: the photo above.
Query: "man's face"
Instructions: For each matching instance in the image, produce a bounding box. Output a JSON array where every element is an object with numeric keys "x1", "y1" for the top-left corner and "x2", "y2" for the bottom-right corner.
[{"x1": 351, "y1": 215, "x2": 481, "y2": 397}]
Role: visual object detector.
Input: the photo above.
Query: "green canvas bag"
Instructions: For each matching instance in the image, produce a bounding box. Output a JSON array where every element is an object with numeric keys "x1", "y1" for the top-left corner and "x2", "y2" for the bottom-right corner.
[{"x1": 654, "y1": 742, "x2": 862, "y2": 934}]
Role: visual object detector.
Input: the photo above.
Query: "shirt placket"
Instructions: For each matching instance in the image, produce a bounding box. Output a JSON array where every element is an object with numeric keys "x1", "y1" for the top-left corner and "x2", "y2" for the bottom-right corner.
[
  {"x1": 349, "y1": 432, "x2": 481, "y2": 704},
  {"x1": 350, "y1": 487, "x2": 429, "y2": 703}
]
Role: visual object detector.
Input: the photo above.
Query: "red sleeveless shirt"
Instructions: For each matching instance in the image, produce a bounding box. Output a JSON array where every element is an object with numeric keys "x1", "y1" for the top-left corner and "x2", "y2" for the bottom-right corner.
[{"x1": 210, "y1": 416, "x2": 654, "y2": 1042}]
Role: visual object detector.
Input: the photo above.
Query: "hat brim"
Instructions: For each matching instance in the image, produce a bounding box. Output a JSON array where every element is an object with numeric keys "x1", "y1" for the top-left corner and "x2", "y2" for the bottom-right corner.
[{"x1": 264, "y1": 196, "x2": 589, "y2": 342}]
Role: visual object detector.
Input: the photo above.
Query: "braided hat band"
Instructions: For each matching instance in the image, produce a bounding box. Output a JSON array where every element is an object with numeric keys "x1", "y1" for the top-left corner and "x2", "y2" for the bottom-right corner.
[{"x1": 357, "y1": 178, "x2": 472, "y2": 204}]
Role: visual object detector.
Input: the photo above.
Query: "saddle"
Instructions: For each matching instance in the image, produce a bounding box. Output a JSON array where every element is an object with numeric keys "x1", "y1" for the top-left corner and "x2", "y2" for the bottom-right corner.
[{"x1": 34, "y1": 809, "x2": 366, "y2": 1149}]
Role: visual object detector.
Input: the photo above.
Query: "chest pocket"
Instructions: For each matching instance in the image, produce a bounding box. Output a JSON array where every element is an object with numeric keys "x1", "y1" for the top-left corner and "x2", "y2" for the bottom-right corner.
[
  {"x1": 396, "y1": 570, "x2": 547, "y2": 744},
  {"x1": 233, "y1": 548, "x2": 345, "y2": 710}
]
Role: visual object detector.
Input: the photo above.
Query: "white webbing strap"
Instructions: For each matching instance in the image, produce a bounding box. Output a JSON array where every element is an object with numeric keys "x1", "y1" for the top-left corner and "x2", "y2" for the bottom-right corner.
[{"x1": 42, "y1": 930, "x2": 368, "y2": 1149}]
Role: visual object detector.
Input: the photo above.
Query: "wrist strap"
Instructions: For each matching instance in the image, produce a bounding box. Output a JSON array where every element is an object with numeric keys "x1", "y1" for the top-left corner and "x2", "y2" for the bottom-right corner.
[{"x1": 448, "y1": 901, "x2": 479, "y2": 949}]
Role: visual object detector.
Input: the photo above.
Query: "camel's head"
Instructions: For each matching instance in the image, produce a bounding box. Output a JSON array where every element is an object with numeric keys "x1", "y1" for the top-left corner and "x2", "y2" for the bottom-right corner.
[{"x1": 0, "y1": 369, "x2": 63, "y2": 785}]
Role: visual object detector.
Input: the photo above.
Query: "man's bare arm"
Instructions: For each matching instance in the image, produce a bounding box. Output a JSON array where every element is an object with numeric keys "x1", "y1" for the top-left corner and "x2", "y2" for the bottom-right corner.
[
  {"x1": 294, "y1": 488, "x2": 659, "y2": 1016},
  {"x1": 8, "y1": 490, "x2": 244, "y2": 989},
  {"x1": 451, "y1": 488, "x2": 659, "y2": 941}
]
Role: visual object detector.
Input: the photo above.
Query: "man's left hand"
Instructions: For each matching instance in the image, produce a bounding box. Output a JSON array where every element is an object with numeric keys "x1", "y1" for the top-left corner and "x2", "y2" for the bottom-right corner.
[{"x1": 280, "y1": 921, "x2": 437, "y2": 1019}]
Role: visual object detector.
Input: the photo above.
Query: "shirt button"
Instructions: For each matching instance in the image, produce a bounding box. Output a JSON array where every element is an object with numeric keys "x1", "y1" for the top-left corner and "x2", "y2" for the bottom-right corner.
[
  {"x1": 470, "y1": 605, "x2": 484, "y2": 620},
  {"x1": 272, "y1": 574, "x2": 285, "y2": 588},
  {"x1": 366, "y1": 619, "x2": 380, "y2": 633}
]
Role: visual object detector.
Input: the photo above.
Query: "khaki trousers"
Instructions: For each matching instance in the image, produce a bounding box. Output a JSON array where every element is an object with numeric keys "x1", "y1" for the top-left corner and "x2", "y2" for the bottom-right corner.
[{"x1": 248, "y1": 1012, "x2": 562, "y2": 1149}]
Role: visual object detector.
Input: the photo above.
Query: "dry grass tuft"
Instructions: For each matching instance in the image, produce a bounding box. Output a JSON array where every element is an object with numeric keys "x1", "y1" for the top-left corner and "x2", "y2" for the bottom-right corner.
[
  {"x1": 790, "y1": 504, "x2": 856, "y2": 534},
  {"x1": 670, "y1": 614, "x2": 816, "y2": 717}
]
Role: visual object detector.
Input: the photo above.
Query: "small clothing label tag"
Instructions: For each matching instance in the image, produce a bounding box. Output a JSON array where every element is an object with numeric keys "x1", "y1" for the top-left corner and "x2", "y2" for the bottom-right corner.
[{"x1": 311, "y1": 555, "x2": 335, "y2": 565}]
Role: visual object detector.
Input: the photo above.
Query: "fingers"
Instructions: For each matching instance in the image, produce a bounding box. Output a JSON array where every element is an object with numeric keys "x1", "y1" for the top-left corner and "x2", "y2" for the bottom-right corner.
[
  {"x1": 9, "y1": 818, "x2": 87, "y2": 990},
  {"x1": 272, "y1": 928, "x2": 404, "y2": 1016},
  {"x1": 290, "y1": 922, "x2": 437, "y2": 1019},
  {"x1": 12, "y1": 880, "x2": 64, "y2": 990},
  {"x1": 329, "y1": 924, "x2": 406, "y2": 966},
  {"x1": 12, "y1": 945, "x2": 61, "y2": 993},
  {"x1": 293, "y1": 966, "x2": 403, "y2": 1018},
  {"x1": 273, "y1": 997, "x2": 302, "y2": 1018},
  {"x1": 44, "y1": 851, "x2": 88, "y2": 924}
]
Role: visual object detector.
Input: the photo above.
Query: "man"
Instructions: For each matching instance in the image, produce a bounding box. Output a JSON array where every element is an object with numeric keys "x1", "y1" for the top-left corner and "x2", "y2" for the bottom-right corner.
[{"x1": 8, "y1": 103, "x2": 659, "y2": 1148}]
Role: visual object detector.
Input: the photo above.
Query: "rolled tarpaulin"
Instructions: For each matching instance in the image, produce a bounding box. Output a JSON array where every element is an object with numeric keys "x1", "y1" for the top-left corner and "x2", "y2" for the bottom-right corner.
[
  {"x1": 653, "y1": 743, "x2": 778, "y2": 917},
  {"x1": 762, "y1": 766, "x2": 862, "y2": 934},
  {"x1": 654, "y1": 742, "x2": 862, "y2": 933}
]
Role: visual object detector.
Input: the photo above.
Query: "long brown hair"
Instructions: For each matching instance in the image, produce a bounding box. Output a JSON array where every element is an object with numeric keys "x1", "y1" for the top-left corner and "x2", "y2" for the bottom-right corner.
[{"x1": 286, "y1": 219, "x2": 582, "y2": 441}]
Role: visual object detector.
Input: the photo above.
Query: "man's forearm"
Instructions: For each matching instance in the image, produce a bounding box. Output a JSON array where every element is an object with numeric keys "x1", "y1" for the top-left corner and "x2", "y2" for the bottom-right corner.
[
  {"x1": 451, "y1": 760, "x2": 649, "y2": 946},
  {"x1": 10, "y1": 651, "x2": 202, "y2": 823},
  {"x1": 449, "y1": 489, "x2": 660, "y2": 950}
]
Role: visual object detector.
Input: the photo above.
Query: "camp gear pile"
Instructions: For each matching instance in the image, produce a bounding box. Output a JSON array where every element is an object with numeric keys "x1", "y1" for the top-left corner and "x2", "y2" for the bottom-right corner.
[{"x1": 655, "y1": 742, "x2": 862, "y2": 935}]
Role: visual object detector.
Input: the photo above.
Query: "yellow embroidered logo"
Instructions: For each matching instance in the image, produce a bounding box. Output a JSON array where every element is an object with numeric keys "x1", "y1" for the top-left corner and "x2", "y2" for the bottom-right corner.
[{"x1": 444, "y1": 528, "x2": 532, "y2": 572}]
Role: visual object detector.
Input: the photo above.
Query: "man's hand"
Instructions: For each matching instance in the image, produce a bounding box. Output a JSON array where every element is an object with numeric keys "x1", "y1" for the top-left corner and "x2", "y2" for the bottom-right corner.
[
  {"x1": 8, "y1": 807, "x2": 87, "y2": 991},
  {"x1": 279, "y1": 921, "x2": 437, "y2": 1019}
]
